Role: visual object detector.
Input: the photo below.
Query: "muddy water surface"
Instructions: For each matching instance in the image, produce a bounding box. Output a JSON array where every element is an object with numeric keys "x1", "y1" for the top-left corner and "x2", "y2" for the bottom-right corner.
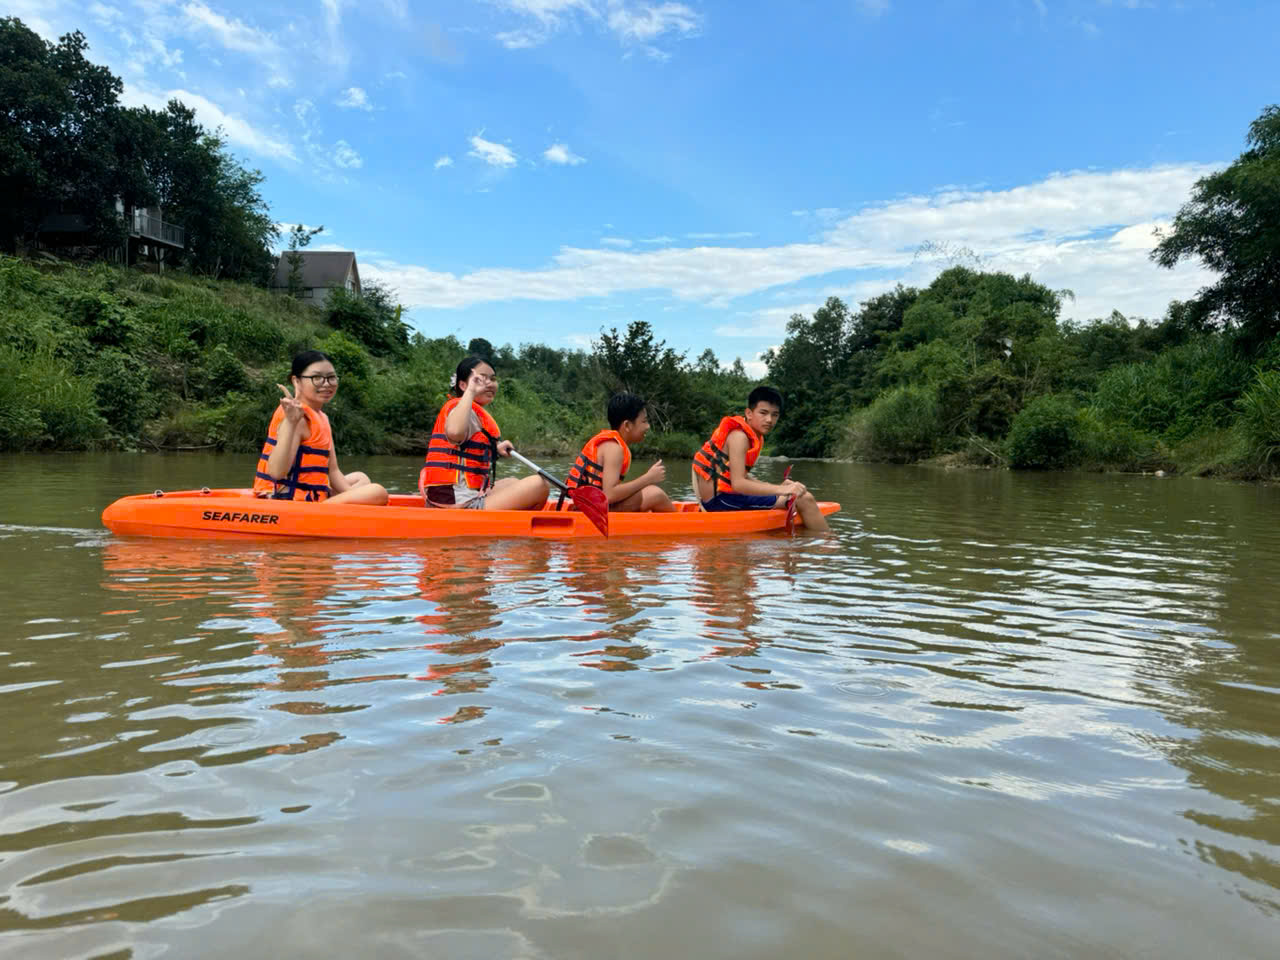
[{"x1": 1, "y1": 453, "x2": 1277, "y2": 958}]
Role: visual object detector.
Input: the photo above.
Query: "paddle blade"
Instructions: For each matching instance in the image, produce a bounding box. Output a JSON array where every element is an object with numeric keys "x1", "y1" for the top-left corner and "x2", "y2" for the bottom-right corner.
[{"x1": 569, "y1": 486, "x2": 609, "y2": 537}]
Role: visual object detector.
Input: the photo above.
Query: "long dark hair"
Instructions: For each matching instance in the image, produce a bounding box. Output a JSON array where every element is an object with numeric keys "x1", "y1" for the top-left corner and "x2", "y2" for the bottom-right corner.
[
  {"x1": 451, "y1": 355, "x2": 492, "y2": 397},
  {"x1": 291, "y1": 350, "x2": 332, "y2": 378}
]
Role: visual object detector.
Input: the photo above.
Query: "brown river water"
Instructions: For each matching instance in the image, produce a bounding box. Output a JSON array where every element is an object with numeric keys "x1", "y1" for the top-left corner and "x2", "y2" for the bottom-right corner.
[{"x1": 0, "y1": 453, "x2": 1277, "y2": 958}]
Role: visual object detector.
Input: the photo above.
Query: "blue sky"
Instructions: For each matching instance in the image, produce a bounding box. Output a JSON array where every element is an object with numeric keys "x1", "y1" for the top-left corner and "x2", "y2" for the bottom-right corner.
[{"x1": 10, "y1": 0, "x2": 1279, "y2": 374}]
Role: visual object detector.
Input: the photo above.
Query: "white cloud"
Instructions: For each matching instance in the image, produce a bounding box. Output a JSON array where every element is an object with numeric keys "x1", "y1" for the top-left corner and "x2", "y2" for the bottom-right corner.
[
  {"x1": 639, "y1": 236, "x2": 675, "y2": 244},
  {"x1": 606, "y1": 2, "x2": 700, "y2": 42},
  {"x1": 544, "y1": 142, "x2": 586, "y2": 165},
  {"x1": 468, "y1": 134, "x2": 518, "y2": 167},
  {"x1": 320, "y1": 0, "x2": 349, "y2": 66},
  {"x1": 360, "y1": 164, "x2": 1220, "y2": 328},
  {"x1": 497, "y1": 29, "x2": 543, "y2": 49},
  {"x1": 687, "y1": 231, "x2": 755, "y2": 241},
  {"x1": 89, "y1": 2, "x2": 124, "y2": 25},
  {"x1": 336, "y1": 87, "x2": 372, "y2": 110},
  {"x1": 600, "y1": 237, "x2": 632, "y2": 248},
  {"x1": 332, "y1": 140, "x2": 363, "y2": 169},
  {"x1": 489, "y1": 0, "x2": 702, "y2": 53},
  {"x1": 122, "y1": 82, "x2": 296, "y2": 162},
  {"x1": 183, "y1": 2, "x2": 279, "y2": 57},
  {"x1": 741, "y1": 354, "x2": 770, "y2": 379},
  {"x1": 435, "y1": 155, "x2": 454, "y2": 169}
]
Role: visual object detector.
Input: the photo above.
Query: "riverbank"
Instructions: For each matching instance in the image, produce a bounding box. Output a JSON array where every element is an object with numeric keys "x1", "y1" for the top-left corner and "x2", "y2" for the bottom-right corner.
[{"x1": 0, "y1": 257, "x2": 755, "y2": 460}]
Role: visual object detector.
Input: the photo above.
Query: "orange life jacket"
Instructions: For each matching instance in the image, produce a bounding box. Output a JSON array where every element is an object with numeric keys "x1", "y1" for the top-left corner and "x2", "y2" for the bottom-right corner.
[
  {"x1": 693, "y1": 415, "x2": 762, "y2": 496},
  {"x1": 567, "y1": 430, "x2": 631, "y2": 491},
  {"x1": 420, "y1": 397, "x2": 502, "y2": 491},
  {"x1": 253, "y1": 406, "x2": 332, "y2": 502}
]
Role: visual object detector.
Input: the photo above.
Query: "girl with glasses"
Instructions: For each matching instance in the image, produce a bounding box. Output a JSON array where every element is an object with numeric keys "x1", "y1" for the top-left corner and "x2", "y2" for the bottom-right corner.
[
  {"x1": 420, "y1": 355, "x2": 549, "y2": 510},
  {"x1": 253, "y1": 350, "x2": 388, "y2": 505}
]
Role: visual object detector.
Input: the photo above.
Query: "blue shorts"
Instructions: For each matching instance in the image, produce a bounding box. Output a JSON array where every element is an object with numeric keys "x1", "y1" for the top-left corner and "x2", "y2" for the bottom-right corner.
[{"x1": 702, "y1": 492, "x2": 780, "y2": 512}]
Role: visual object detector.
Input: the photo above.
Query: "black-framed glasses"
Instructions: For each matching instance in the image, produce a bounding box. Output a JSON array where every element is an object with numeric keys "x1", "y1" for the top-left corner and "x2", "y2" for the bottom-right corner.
[{"x1": 301, "y1": 374, "x2": 339, "y2": 386}]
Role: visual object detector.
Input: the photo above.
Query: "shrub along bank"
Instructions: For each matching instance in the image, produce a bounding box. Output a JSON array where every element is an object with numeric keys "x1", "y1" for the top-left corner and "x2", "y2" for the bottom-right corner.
[{"x1": 0, "y1": 257, "x2": 753, "y2": 461}]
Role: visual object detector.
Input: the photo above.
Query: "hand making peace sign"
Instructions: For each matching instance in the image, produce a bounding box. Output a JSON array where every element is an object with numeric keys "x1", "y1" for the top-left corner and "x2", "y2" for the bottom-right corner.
[{"x1": 277, "y1": 382, "x2": 307, "y2": 426}]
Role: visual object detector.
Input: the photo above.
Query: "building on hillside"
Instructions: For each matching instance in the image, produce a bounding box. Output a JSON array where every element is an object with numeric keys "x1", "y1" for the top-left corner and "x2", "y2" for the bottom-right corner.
[
  {"x1": 37, "y1": 199, "x2": 185, "y2": 267},
  {"x1": 271, "y1": 250, "x2": 361, "y2": 307}
]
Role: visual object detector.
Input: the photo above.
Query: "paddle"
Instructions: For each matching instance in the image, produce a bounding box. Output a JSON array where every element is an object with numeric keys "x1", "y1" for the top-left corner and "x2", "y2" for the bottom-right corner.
[
  {"x1": 781, "y1": 465, "x2": 798, "y2": 535},
  {"x1": 508, "y1": 449, "x2": 609, "y2": 538}
]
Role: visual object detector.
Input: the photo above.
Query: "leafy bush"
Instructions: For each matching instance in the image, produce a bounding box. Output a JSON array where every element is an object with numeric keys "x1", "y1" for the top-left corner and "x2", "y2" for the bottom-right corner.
[
  {"x1": 63, "y1": 290, "x2": 136, "y2": 348},
  {"x1": 1237, "y1": 369, "x2": 1280, "y2": 467},
  {"x1": 317, "y1": 331, "x2": 372, "y2": 407},
  {"x1": 849, "y1": 385, "x2": 942, "y2": 461},
  {"x1": 26, "y1": 352, "x2": 107, "y2": 448},
  {"x1": 199, "y1": 343, "x2": 251, "y2": 398},
  {"x1": 208, "y1": 306, "x2": 286, "y2": 359},
  {"x1": 0, "y1": 345, "x2": 46, "y2": 448},
  {"x1": 327, "y1": 287, "x2": 407, "y2": 357},
  {"x1": 1007, "y1": 394, "x2": 1080, "y2": 469},
  {"x1": 91, "y1": 349, "x2": 153, "y2": 439},
  {"x1": 1074, "y1": 406, "x2": 1159, "y2": 471},
  {"x1": 1092, "y1": 338, "x2": 1249, "y2": 444}
]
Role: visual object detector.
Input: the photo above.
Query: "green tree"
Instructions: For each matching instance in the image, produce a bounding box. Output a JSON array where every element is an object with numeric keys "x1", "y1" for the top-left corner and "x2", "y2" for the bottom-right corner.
[
  {"x1": 0, "y1": 20, "x2": 130, "y2": 251},
  {"x1": 593, "y1": 321, "x2": 687, "y2": 431},
  {"x1": 1153, "y1": 104, "x2": 1280, "y2": 353},
  {"x1": 285, "y1": 223, "x2": 323, "y2": 296}
]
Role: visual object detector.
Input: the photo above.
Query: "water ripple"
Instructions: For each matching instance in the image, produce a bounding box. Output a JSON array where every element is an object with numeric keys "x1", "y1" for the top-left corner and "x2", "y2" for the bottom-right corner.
[{"x1": 1, "y1": 458, "x2": 1279, "y2": 955}]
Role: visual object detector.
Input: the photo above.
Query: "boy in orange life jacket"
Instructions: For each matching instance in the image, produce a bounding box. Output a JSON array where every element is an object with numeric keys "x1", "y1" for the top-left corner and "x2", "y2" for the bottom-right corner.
[
  {"x1": 693, "y1": 386, "x2": 830, "y2": 532},
  {"x1": 567, "y1": 393, "x2": 675, "y2": 512}
]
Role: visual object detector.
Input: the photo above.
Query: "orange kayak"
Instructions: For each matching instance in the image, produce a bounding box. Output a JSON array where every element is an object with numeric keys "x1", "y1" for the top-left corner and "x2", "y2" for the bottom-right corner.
[{"x1": 101, "y1": 489, "x2": 841, "y2": 540}]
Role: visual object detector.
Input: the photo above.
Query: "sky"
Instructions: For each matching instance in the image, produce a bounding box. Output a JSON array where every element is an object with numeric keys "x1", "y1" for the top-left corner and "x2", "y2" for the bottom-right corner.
[{"x1": 7, "y1": 0, "x2": 1279, "y2": 375}]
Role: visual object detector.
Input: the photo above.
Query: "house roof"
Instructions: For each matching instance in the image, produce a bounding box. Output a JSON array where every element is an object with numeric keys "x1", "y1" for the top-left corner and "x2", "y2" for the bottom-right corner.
[{"x1": 271, "y1": 250, "x2": 359, "y2": 289}]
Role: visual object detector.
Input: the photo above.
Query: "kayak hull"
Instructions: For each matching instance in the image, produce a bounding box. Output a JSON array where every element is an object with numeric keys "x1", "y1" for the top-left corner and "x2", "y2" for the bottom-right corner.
[{"x1": 101, "y1": 489, "x2": 841, "y2": 540}]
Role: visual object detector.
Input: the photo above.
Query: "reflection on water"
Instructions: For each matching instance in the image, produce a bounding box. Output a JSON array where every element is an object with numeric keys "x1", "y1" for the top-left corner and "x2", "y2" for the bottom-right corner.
[{"x1": 0, "y1": 454, "x2": 1279, "y2": 958}]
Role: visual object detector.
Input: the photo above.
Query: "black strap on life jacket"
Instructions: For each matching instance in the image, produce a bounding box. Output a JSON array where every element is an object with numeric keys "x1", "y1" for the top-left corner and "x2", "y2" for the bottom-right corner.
[
  {"x1": 256, "y1": 437, "x2": 330, "y2": 500},
  {"x1": 423, "y1": 425, "x2": 501, "y2": 490},
  {"x1": 695, "y1": 439, "x2": 731, "y2": 497}
]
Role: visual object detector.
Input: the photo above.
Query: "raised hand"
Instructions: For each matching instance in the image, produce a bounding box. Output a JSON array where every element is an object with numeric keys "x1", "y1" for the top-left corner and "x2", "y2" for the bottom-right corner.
[
  {"x1": 277, "y1": 383, "x2": 306, "y2": 425},
  {"x1": 644, "y1": 459, "x2": 666, "y2": 484}
]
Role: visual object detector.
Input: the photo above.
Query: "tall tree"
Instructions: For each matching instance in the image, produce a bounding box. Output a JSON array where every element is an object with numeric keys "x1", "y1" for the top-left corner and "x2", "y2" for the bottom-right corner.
[
  {"x1": 285, "y1": 223, "x2": 323, "y2": 295},
  {"x1": 593, "y1": 321, "x2": 687, "y2": 430},
  {"x1": 1153, "y1": 104, "x2": 1280, "y2": 353},
  {"x1": 0, "y1": 20, "x2": 127, "y2": 250}
]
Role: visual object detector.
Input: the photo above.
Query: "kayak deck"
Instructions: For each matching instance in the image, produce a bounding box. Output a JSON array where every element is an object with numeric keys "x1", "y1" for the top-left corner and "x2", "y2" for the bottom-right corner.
[{"x1": 101, "y1": 489, "x2": 840, "y2": 540}]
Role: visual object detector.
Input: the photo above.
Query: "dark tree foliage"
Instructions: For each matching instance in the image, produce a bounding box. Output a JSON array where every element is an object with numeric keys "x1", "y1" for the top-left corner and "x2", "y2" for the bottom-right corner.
[
  {"x1": 0, "y1": 22, "x2": 130, "y2": 247},
  {"x1": 0, "y1": 19, "x2": 276, "y2": 281},
  {"x1": 1154, "y1": 104, "x2": 1280, "y2": 353},
  {"x1": 594, "y1": 321, "x2": 688, "y2": 431}
]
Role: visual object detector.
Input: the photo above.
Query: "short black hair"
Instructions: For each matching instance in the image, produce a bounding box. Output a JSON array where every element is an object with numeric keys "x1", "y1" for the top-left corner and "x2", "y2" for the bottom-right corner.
[
  {"x1": 747, "y1": 385, "x2": 783, "y2": 412},
  {"x1": 291, "y1": 350, "x2": 332, "y2": 378},
  {"x1": 608, "y1": 392, "x2": 647, "y2": 430}
]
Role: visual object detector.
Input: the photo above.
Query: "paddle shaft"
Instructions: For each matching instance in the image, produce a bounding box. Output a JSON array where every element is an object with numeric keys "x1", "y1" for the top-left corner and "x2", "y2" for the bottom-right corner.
[{"x1": 507, "y1": 449, "x2": 570, "y2": 493}]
